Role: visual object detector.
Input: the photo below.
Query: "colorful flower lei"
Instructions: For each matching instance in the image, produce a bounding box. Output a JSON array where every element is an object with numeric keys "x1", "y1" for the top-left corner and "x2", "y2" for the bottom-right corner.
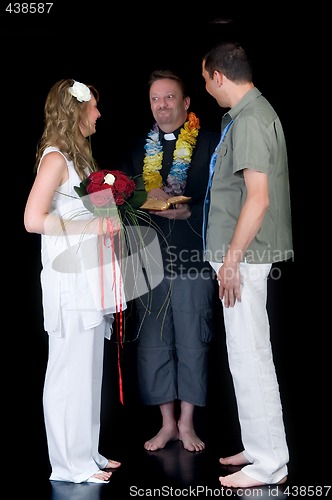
[{"x1": 143, "y1": 112, "x2": 200, "y2": 196}]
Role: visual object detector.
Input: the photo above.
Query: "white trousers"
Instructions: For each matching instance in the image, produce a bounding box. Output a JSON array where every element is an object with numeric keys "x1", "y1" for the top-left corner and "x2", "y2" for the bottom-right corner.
[
  {"x1": 43, "y1": 296, "x2": 109, "y2": 483},
  {"x1": 210, "y1": 261, "x2": 289, "y2": 484}
]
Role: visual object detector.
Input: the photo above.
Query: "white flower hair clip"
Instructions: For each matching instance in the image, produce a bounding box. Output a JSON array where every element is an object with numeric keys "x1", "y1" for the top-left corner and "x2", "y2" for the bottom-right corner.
[{"x1": 69, "y1": 81, "x2": 91, "y2": 102}]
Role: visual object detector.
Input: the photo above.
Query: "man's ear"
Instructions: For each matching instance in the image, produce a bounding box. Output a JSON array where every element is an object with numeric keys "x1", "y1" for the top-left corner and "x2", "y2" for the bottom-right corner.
[{"x1": 214, "y1": 70, "x2": 223, "y2": 87}]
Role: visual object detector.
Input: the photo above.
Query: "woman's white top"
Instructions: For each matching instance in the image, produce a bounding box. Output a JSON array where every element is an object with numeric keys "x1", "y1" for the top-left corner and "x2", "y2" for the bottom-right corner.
[{"x1": 39, "y1": 147, "x2": 126, "y2": 337}]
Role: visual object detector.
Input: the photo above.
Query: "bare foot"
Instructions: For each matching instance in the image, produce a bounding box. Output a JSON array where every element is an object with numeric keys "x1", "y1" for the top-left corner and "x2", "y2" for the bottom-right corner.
[
  {"x1": 219, "y1": 451, "x2": 250, "y2": 466},
  {"x1": 88, "y1": 470, "x2": 112, "y2": 483},
  {"x1": 219, "y1": 470, "x2": 287, "y2": 488},
  {"x1": 144, "y1": 425, "x2": 179, "y2": 451},
  {"x1": 178, "y1": 426, "x2": 205, "y2": 452},
  {"x1": 104, "y1": 459, "x2": 121, "y2": 469}
]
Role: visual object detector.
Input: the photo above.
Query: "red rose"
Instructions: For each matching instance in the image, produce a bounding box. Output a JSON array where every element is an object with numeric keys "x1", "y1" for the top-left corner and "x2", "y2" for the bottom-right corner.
[
  {"x1": 114, "y1": 194, "x2": 126, "y2": 205},
  {"x1": 87, "y1": 170, "x2": 108, "y2": 187},
  {"x1": 87, "y1": 181, "x2": 108, "y2": 194},
  {"x1": 114, "y1": 178, "x2": 127, "y2": 194},
  {"x1": 89, "y1": 187, "x2": 114, "y2": 207},
  {"x1": 125, "y1": 179, "x2": 136, "y2": 196}
]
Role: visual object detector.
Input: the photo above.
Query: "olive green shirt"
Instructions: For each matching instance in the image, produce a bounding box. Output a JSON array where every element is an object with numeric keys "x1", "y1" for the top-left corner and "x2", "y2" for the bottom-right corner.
[{"x1": 205, "y1": 87, "x2": 293, "y2": 264}]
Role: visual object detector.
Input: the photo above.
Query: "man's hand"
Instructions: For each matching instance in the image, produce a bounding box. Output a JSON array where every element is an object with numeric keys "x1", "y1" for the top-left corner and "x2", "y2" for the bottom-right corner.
[{"x1": 218, "y1": 262, "x2": 241, "y2": 307}]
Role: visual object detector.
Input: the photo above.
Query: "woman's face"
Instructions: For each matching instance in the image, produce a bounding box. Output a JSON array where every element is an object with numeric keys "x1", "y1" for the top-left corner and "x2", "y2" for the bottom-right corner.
[{"x1": 80, "y1": 94, "x2": 101, "y2": 137}]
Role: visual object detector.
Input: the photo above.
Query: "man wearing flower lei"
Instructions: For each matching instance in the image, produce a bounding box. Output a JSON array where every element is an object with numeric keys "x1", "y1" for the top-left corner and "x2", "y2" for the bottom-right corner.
[
  {"x1": 24, "y1": 80, "x2": 123, "y2": 483},
  {"x1": 124, "y1": 70, "x2": 221, "y2": 452}
]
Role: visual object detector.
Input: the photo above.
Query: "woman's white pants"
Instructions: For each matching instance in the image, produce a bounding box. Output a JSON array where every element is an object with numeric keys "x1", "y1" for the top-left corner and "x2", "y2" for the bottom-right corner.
[{"x1": 43, "y1": 304, "x2": 108, "y2": 483}]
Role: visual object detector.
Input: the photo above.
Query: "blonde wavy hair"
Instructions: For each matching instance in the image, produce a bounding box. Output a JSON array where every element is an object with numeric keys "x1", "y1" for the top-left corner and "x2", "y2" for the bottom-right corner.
[{"x1": 34, "y1": 78, "x2": 99, "y2": 180}]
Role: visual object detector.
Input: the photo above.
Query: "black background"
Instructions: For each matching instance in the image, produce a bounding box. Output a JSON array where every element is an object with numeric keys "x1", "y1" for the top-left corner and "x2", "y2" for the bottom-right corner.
[{"x1": 2, "y1": 0, "x2": 330, "y2": 495}]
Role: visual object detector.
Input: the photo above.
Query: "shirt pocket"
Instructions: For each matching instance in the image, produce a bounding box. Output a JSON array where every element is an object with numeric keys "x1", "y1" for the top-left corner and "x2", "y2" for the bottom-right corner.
[{"x1": 215, "y1": 143, "x2": 228, "y2": 174}]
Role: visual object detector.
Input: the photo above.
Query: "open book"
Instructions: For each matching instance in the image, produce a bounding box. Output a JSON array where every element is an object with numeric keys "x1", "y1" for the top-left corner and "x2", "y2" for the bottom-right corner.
[{"x1": 140, "y1": 195, "x2": 191, "y2": 211}]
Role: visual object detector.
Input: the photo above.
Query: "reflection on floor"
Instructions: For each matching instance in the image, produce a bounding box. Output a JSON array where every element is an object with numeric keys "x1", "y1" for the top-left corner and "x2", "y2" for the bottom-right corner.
[{"x1": 47, "y1": 440, "x2": 290, "y2": 500}]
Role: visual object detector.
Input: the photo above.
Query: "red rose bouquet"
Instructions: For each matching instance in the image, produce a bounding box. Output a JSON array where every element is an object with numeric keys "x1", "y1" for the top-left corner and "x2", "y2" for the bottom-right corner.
[
  {"x1": 73, "y1": 169, "x2": 147, "y2": 404},
  {"x1": 74, "y1": 169, "x2": 147, "y2": 217}
]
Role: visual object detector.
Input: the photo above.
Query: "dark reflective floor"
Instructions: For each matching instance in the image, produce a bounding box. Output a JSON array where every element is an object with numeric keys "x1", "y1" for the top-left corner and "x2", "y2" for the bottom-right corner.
[
  {"x1": 16, "y1": 303, "x2": 329, "y2": 500},
  {"x1": 46, "y1": 441, "x2": 291, "y2": 500}
]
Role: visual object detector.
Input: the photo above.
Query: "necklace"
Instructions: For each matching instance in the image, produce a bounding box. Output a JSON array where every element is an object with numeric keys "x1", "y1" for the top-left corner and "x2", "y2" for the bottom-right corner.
[{"x1": 143, "y1": 112, "x2": 200, "y2": 196}]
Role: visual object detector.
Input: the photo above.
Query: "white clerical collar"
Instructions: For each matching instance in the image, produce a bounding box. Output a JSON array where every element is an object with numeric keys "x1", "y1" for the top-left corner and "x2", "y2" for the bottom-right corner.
[{"x1": 164, "y1": 133, "x2": 176, "y2": 141}]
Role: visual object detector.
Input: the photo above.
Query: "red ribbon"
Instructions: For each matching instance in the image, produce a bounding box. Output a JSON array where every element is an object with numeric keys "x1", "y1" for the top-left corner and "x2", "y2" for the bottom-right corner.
[{"x1": 99, "y1": 218, "x2": 124, "y2": 405}]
